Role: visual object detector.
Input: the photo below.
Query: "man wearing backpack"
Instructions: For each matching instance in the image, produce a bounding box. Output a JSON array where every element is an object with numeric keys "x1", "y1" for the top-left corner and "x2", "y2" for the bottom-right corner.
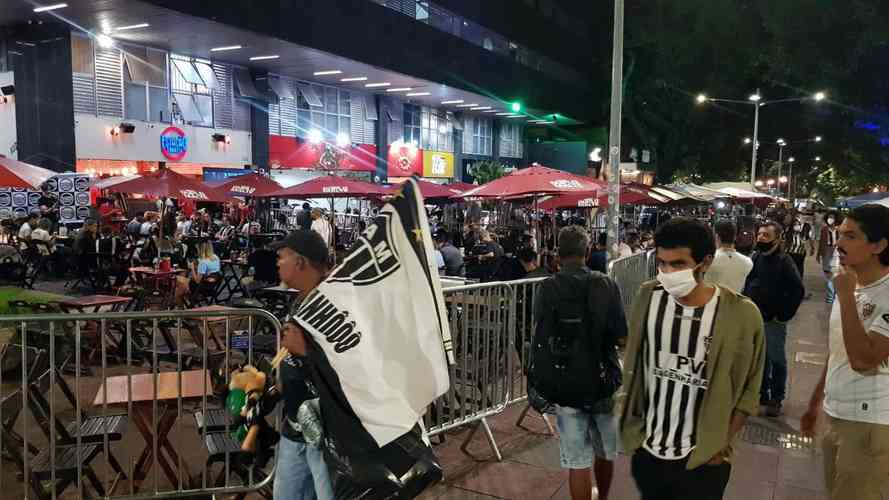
[
  {"x1": 619, "y1": 218, "x2": 765, "y2": 500},
  {"x1": 531, "y1": 226, "x2": 626, "y2": 500}
]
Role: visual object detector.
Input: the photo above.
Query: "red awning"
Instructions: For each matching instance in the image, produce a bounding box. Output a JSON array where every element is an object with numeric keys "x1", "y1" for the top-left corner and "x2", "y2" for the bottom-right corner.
[
  {"x1": 538, "y1": 184, "x2": 665, "y2": 210},
  {"x1": 0, "y1": 157, "x2": 59, "y2": 189},
  {"x1": 443, "y1": 181, "x2": 476, "y2": 195},
  {"x1": 457, "y1": 165, "x2": 605, "y2": 199},
  {"x1": 216, "y1": 173, "x2": 283, "y2": 197},
  {"x1": 386, "y1": 178, "x2": 455, "y2": 200},
  {"x1": 264, "y1": 174, "x2": 387, "y2": 199},
  {"x1": 105, "y1": 168, "x2": 231, "y2": 202}
]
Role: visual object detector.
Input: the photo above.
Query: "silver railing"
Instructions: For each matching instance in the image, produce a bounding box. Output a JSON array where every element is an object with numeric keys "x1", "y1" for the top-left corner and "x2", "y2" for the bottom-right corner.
[{"x1": 0, "y1": 308, "x2": 281, "y2": 500}]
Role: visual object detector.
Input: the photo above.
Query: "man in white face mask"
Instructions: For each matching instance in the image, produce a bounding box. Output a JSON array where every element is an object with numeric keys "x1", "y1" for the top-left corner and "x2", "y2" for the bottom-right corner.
[{"x1": 619, "y1": 217, "x2": 765, "y2": 500}]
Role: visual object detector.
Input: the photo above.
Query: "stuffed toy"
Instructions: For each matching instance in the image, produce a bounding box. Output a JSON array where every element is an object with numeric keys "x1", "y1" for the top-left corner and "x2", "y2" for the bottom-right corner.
[{"x1": 224, "y1": 364, "x2": 279, "y2": 467}]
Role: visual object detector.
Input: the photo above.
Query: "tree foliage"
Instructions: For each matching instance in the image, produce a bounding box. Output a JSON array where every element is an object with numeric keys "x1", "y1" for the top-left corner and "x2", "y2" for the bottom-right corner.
[{"x1": 617, "y1": 0, "x2": 889, "y2": 192}]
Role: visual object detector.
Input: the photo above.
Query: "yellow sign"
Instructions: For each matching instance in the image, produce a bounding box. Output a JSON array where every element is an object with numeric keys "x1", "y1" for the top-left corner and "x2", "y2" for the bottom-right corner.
[{"x1": 422, "y1": 150, "x2": 454, "y2": 178}]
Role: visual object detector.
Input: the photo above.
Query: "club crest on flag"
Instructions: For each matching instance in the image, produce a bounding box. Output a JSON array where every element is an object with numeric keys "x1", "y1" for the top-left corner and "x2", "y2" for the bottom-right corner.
[{"x1": 328, "y1": 213, "x2": 401, "y2": 286}]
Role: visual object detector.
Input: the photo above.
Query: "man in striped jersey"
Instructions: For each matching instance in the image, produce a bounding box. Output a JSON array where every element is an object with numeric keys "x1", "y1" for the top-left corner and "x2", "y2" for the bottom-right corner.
[{"x1": 619, "y1": 218, "x2": 765, "y2": 500}]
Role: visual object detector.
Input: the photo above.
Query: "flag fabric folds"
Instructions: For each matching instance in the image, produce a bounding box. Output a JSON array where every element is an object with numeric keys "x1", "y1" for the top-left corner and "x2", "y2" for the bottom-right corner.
[{"x1": 294, "y1": 177, "x2": 452, "y2": 447}]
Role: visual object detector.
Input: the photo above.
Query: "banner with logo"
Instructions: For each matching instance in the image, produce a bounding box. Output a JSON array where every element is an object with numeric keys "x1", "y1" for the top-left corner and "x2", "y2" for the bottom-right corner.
[
  {"x1": 422, "y1": 151, "x2": 454, "y2": 178},
  {"x1": 387, "y1": 142, "x2": 423, "y2": 177},
  {"x1": 294, "y1": 178, "x2": 452, "y2": 447}
]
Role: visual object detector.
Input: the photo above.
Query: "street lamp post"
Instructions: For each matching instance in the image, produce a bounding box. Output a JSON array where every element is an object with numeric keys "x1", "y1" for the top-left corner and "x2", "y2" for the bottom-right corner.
[{"x1": 695, "y1": 90, "x2": 826, "y2": 185}]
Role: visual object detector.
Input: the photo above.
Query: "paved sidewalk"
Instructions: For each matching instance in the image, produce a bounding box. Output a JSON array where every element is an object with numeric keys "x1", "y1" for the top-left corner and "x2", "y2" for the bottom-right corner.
[{"x1": 422, "y1": 256, "x2": 887, "y2": 500}]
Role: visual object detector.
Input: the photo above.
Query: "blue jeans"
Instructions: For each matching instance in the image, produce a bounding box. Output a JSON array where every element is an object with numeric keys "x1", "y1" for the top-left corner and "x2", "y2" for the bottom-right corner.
[
  {"x1": 760, "y1": 321, "x2": 788, "y2": 403},
  {"x1": 555, "y1": 405, "x2": 619, "y2": 468},
  {"x1": 273, "y1": 435, "x2": 333, "y2": 500}
]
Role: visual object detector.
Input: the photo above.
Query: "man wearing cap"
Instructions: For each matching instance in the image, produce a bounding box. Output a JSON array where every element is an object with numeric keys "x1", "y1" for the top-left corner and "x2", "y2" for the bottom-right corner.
[{"x1": 271, "y1": 229, "x2": 334, "y2": 500}]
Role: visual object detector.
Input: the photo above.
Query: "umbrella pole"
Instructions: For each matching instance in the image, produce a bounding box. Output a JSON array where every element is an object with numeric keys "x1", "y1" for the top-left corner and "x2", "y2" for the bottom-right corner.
[{"x1": 330, "y1": 196, "x2": 336, "y2": 265}]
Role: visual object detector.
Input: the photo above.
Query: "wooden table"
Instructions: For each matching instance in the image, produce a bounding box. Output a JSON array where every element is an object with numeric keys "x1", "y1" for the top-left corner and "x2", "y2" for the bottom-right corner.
[
  {"x1": 93, "y1": 370, "x2": 212, "y2": 492},
  {"x1": 185, "y1": 305, "x2": 246, "y2": 350},
  {"x1": 58, "y1": 294, "x2": 132, "y2": 313}
]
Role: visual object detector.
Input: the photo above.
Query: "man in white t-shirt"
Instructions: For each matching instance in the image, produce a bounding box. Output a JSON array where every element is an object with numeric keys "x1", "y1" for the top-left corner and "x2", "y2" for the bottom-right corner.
[
  {"x1": 707, "y1": 220, "x2": 753, "y2": 293},
  {"x1": 802, "y1": 204, "x2": 889, "y2": 500}
]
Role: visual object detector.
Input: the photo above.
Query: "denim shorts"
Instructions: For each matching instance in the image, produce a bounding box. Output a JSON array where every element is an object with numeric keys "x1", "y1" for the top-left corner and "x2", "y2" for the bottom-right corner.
[{"x1": 556, "y1": 404, "x2": 619, "y2": 468}]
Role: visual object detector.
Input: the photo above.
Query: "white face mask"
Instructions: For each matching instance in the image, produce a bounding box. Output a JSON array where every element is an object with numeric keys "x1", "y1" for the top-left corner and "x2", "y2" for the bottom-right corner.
[
  {"x1": 827, "y1": 218, "x2": 835, "y2": 225},
  {"x1": 793, "y1": 224, "x2": 802, "y2": 232},
  {"x1": 657, "y1": 268, "x2": 699, "y2": 299}
]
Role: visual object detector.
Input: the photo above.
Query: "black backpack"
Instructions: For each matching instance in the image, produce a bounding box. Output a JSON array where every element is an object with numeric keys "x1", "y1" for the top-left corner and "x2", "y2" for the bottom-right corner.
[{"x1": 530, "y1": 270, "x2": 610, "y2": 408}]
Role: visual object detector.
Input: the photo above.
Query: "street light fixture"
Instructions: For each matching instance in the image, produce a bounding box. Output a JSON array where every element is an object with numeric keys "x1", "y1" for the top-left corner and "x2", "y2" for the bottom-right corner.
[
  {"x1": 815, "y1": 136, "x2": 822, "y2": 142},
  {"x1": 694, "y1": 89, "x2": 827, "y2": 184},
  {"x1": 743, "y1": 137, "x2": 752, "y2": 144},
  {"x1": 788, "y1": 157, "x2": 796, "y2": 163},
  {"x1": 815, "y1": 156, "x2": 821, "y2": 161}
]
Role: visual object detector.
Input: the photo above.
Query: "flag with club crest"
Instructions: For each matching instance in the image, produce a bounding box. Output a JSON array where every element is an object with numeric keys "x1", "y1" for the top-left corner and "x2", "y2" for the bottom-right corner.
[{"x1": 294, "y1": 177, "x2": 453, "y2": 448}]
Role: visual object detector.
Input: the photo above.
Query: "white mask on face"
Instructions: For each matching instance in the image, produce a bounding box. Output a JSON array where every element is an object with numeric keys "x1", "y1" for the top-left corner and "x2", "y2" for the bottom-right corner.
[
  {"x1": 793, "y1": 224, "x2": 802, "y2": 232},
  {"x1": 827, "y1": 218, "x2": 836, "y2": 225},
  {"x1": 657, "y1": 268, "x2": 699, "y2": 298}
]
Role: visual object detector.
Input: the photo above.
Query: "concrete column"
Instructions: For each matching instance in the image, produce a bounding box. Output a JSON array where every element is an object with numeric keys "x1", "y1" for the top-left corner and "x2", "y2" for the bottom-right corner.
[
  {"x1": 492, "y1": 118, "x2": 502, "y2": 164},
  {"x1": 249, "y1": 70, "x2": 269, "y2": 170}
]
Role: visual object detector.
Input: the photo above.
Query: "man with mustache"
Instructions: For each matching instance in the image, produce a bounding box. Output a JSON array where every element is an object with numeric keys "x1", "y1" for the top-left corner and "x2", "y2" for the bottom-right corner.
[
  {"x1": 802, "y1": 204, "x2": 889, "y2": 500},
  {"x1": 742, "y1": 221, "x2": 805, "y2": 417}
]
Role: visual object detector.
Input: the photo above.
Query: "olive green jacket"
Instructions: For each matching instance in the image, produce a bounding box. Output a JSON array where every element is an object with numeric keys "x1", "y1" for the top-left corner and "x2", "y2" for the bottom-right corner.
[{"x1": 618, "y1": 281, "x2": 765, "y2": 469}]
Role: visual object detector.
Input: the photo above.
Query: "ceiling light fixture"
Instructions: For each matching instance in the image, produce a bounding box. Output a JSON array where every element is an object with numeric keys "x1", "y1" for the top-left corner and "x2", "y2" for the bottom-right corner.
[
  {"x1": 470, "y1": 106, "x2": 491, "y2": 111},
  {"x1": 457, "y1": 103, "x2": 479, "y2": 108},
  {"x1": 495, "y1": 112, "x2": 512, "y2": 116},
  {"x1": 507, "y1": 114, "x2": 523, "y2": 118},
  {"x1": 483, "y1": 109, "x2": 498, "y2": 113},
  {"x1": 406, "y1": 92, "x2": 430, "y2": 96},
  {"x1": 308, "y1": 129, "x2": 323, "y2": 145},
  {"x1": 365, "y1": 82, "x2": 391, "y2": 88},
  {"x1": 313, "y1": 70, "x2": 342, "y2": 76},
  {"x1": 210, "y1": 45, "x2": 242, "y2": 52},
  {"x1": 115, "y1": 23, "x2": 150, "y2": 31},
  {"x1": 340, "y1": 76, "x2": 368, "y2": 82},
  {"x1": 441, "y1": 100, "x2": 464, "y2": 105},
  {"x1": 385, "y1": 87, "x2": 412, "y2": 92},
  {"x1": 96, "y1": 34, "x2": 114, "y2": 49},
  {"x1": 249, "y1": 55, "x2": 280, "y2": 61},
  {"x1": 33, "y1": 3, "x2": 67, "y2": 12}
]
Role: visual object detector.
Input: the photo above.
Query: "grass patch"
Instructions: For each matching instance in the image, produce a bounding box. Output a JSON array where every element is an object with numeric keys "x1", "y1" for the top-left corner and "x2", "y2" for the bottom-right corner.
[{"x1": 0, "y1": 286, "x2": 70, "y2": 316}]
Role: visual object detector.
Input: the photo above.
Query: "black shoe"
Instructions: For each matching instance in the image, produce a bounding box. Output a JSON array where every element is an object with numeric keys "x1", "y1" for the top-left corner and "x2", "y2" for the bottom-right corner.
[{"x1": 765, "y1": 401, "x2": 783, "y2": 417}]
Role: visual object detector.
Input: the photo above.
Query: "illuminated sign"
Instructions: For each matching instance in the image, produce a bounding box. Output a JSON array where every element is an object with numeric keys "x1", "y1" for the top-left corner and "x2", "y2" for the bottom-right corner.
[
  {"x1": 178, "y1": 189, "x2": 208, "y2": 200},
  {"x1": 160, "y1": 126, "x2": 188, "y2": 161},
  {"x1": 422, "y1": 151, "x2": 454, "y2": 178},
  {"x1": 322, "y1": 186, "x2": 348, "y2": 194}
]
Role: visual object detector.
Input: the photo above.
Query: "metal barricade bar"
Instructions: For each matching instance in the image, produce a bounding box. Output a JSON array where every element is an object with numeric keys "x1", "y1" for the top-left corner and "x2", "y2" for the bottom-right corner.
[{"x1": 0, "y1": 308, "x2": 281, "y2": 500}]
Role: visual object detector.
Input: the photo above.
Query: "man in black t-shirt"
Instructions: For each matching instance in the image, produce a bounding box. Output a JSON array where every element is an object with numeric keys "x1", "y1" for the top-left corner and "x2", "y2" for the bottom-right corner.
[{"x1": 270, "y1": 230, "x2": 334, "y2": 499}]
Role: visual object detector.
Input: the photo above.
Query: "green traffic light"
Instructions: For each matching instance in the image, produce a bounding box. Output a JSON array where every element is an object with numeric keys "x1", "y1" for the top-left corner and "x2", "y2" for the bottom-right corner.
[{"x1": 511, "y1": 102, "x2": 522, "y2": 113}]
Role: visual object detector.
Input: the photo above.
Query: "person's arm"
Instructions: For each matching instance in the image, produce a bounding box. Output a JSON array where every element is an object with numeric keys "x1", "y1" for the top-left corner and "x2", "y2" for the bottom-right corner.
[
  {"x1": 834, "y1": 267, "x2": 889, "y2": 372},
  {"x1": 603, "y1": 278, "x2": 628, "y2": 348},
  {"x1": 778, "y1": 255, "x2": 805, "y2": 321},
  {"x1": 816, "y1": 227, "x2": 826, "y2": 261},
  {"x1": 801, "y1": 365, "x2": 828, "y2": 437}
]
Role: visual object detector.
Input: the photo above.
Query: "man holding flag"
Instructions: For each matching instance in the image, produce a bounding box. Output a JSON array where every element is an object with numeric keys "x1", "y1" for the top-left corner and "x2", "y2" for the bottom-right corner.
[{"x1": 275, "y1": 178, "x2": 452, "y2": 498}]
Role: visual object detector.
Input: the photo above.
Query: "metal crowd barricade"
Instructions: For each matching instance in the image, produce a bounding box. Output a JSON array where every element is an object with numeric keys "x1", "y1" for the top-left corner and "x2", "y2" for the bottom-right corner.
[
  {"x1": 426, "y1": 281, "x2": 514, "y2": 461},
  {"x1": 0, "y1": 308, "x2": 281, "y2": 500},
  {"x1": 607, "y1": 250, "x2": 656, "y2": 311}
]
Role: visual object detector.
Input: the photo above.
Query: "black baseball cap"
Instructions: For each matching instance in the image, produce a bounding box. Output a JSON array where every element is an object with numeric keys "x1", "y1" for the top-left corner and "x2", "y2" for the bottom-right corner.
[{"x1": 270, "y1": 229, "x2": 329, "y2": 265}]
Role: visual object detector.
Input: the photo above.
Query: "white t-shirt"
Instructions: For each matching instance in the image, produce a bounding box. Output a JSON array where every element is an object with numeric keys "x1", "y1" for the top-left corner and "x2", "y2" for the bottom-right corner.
[
  {"x1": 311, "y1": 218, "x2": 331, "y2": 246},
  {"x1": 706, "y1": 248, "x2": 753, "y2": 294},
  {"x1": 18, "y1": 222, "x2": 33, "y2": 240},
  {"x1": 824, "y1": 271, "x2": 889, "y2": 424}
]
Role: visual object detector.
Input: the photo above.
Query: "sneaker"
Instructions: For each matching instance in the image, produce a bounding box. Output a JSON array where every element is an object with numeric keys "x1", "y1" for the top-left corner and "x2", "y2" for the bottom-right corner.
[{"x1": 765, "y1": 401, "x2": 783, "y2": 418}]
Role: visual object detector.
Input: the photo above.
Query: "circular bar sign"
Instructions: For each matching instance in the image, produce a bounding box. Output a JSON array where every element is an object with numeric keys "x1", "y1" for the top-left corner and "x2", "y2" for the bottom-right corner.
[{"x1": 160, "y1": 126, "x2": 188, "y2": 161}]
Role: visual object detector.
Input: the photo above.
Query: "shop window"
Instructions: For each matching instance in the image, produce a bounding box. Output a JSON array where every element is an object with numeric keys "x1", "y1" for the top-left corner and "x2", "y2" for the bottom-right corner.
[
  {"x1": 124, "y1": 83, "x2": 148, "y2": 122},
  {"x1": 71, "y1": 34, "x2": 94, "y2": 76},
  {"x1": 148, "y1": 87, "x2": 170, "y2": 122},
  {"x1": 170, "y1": 53, "x2": 214, "y2": 127}
]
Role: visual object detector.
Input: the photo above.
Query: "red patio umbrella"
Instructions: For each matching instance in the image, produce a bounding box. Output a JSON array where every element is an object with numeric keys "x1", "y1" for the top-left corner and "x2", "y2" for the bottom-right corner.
[
  {"x1": 386, "y1": 178, "x2": 454, "y2": 200},
  {"x1": 264, "y1": 174, "x2": 387, "y2": 199},
  {"x1": 443, "y1": 181, "x2": 477, "y2": 195},
  {"x1": 457, "y1": 165, "x2": 605, "y2": 199},
  {"x1": 0, "y1": 157, "x2": 58, "y2": 189},
  {"x1": 538, "y1": 184, "x2": 667, "y2": 210},
  {"x1": 105, "y1": 168, "x2": 231, "y2": 202},
  {"x1": 216, "y1": 172, "x2": 283, "y2": 197}
]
